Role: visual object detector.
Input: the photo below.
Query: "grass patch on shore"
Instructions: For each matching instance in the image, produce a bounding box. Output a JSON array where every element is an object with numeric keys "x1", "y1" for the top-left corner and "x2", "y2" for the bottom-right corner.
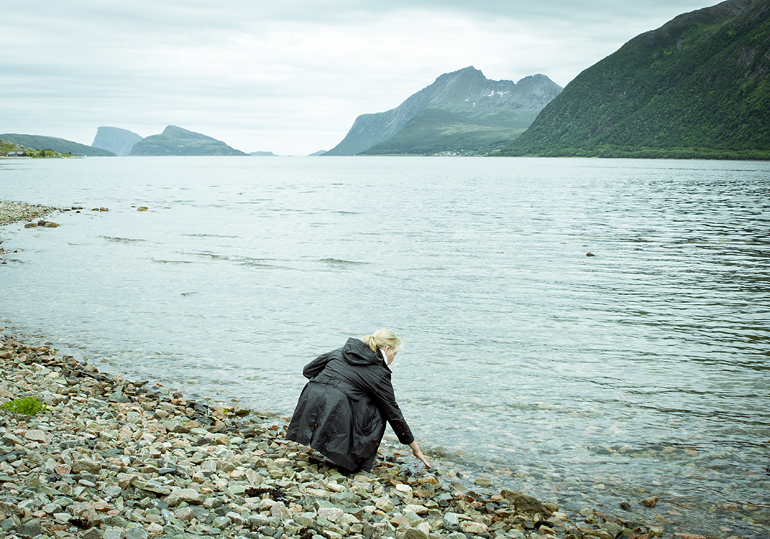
[{"x1": 1, "y1": 396, "x2": 48, "y2": 415}]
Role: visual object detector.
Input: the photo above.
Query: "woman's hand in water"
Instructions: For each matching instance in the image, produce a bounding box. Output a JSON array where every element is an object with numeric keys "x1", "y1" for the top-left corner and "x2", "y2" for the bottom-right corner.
[{"x1": 409, "y1": 441, "x2": 431, "y2": 468}]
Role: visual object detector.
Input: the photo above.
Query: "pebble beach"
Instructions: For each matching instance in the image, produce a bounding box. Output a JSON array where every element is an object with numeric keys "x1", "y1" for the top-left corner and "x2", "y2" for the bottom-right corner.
[{"x1": 0, "y1": 201, "x2": 741, "y2": 539}]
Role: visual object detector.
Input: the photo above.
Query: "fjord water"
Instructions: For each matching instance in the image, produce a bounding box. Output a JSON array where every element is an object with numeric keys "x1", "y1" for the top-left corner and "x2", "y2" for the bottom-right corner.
[{"x1": 2, "y1": 157, "x2": 769, "y2": 536}]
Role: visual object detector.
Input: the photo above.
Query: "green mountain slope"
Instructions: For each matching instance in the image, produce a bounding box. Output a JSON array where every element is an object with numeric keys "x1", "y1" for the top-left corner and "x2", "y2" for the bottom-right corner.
[
  {"x1": 130, "y1": 126, "x2": 246, "y2": 156},
  {"x1": 361, "y1": 109, "x2": 526, "y2": 155},
  {"x1": 325, "y1": 67, "x2": 561, "y2": 156},
  {"x1": 498, "y1": 0, "x2": 770, "y2": 159},
  {"x1": 1, "y1": 139, "x2": 73, "y2": 158},
  {"x1": 0, "y1": 134, "x2": 114, "y2": 156}
]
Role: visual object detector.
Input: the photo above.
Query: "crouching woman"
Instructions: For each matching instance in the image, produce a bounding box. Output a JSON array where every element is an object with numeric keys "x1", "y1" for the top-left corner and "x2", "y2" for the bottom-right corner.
[{"x1": 286, "y1": 329, "x2": 430, "y2": 473}]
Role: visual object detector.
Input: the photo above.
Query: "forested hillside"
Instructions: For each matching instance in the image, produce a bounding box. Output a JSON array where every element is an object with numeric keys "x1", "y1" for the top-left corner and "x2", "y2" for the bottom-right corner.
[{"x1": 498, "y1": 0, "x2": 770, "y2": 159}]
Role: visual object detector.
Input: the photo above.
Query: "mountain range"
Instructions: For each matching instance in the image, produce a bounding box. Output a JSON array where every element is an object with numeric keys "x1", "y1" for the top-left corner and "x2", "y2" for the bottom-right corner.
[
  {"x1": 1, "y1": 127, "x2": 270, "y2": 157},
  {"x1": 498, "y1": 0, "x2": 770, "y2": 159},
  {"x1": 6, "y1": 0, "x2": 769, "y2": 161},
  {"x1": 324, "y1": 67, "x2": 562, "y2": 156}
]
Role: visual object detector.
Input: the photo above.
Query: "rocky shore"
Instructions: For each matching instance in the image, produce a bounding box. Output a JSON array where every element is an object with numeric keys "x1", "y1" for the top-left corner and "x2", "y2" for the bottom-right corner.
[
  {"x1": 0, "y1": 201, "x2": 60, "y2": 263},
  {"x1": 0, "y1": 201, "x2": 59, "y2": 226},
  {"x1": 1, "y1": 331, "x2": 715, "y2": 539}
]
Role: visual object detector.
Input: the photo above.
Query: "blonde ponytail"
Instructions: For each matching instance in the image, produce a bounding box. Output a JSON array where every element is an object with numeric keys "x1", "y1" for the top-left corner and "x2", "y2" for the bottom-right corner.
[{"x1": 362, "y1": 329, "x2": 403, "y2": 354}]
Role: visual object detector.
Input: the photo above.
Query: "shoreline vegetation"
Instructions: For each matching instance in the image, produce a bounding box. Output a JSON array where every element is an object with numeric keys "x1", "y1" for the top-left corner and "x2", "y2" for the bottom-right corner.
[
  {"x1": 0, "y1": 201, "x2": 737, "y2": 539},
  {"x1": 3, "y1": 133, "x2": 769, "y2": 160},
  {"x1": 490, "y1": 146, "x2": 770, "y2": 161},
  {"x1": 0, "y1": 139, "x2": 75, "y2": 159}
]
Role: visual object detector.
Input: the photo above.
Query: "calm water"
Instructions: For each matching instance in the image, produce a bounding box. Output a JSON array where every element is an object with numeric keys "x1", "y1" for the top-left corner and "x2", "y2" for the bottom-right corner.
[{"x1": 1, "y1": 157, "x2": 769, "y2": 537}]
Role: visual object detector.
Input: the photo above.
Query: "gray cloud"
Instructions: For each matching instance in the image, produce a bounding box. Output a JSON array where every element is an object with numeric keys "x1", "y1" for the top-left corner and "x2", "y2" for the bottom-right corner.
[{"x1": 2, "y1": 0, "x2": 716, "y2": 155}]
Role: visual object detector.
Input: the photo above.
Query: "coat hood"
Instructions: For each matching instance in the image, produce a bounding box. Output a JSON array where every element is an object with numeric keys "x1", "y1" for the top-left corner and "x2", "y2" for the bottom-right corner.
[{"x1": 341, "y1": 338, "x2": 385, "y2": 367}]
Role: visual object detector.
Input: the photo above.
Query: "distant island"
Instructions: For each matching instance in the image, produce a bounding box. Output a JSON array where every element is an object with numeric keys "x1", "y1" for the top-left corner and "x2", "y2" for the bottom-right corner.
[
  {"x1": 497, "y1": 0, "x2": 770, "y2": 160},
  {"x1": 324, "y1": 66, "x2": 562, "y2": 156},
  {"x1": 92, "y1": 127, "x2": 143, "y2": 156},
  {"x1": 248, "y1": 151, "x2": 277, "y2": 156},
  {"x1": 129, "y1": 126, "x2": 247, "y2": 156}
]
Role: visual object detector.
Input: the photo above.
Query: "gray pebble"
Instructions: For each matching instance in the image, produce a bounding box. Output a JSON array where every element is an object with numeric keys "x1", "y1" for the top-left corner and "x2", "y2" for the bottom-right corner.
[
  {"x1": 104, "y1": 528, "x2": 126, "y2": 539},
  {"x1": 126, "y1": 527, "x2": 149, "y2": 539}
]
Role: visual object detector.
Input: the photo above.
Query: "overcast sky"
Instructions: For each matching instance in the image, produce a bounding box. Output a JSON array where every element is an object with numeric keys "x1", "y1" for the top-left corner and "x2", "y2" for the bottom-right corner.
[{"x1": 2, "y1": 0, "x2": 718, "y2": 155}]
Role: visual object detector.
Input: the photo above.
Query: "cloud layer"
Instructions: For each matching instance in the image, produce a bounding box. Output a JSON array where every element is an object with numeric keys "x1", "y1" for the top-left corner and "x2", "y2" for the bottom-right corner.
[{"x1": 3, "y1": 1, "x2": 716, "y2": 155}]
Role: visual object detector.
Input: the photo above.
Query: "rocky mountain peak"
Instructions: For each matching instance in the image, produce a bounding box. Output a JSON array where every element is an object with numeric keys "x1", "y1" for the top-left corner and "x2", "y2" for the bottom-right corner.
[
  {"x1": 325, "y1": 67, "x2": 562, "y2": 156},
  {"x1": 91, "y1": 126, "x2": 143, "y2": 156}
]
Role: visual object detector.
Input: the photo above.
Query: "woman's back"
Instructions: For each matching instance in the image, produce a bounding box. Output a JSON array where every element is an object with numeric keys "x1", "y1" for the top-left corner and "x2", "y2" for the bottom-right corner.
[{"x1": 286, "y1": 332, "x2": 429, "y2": 472}]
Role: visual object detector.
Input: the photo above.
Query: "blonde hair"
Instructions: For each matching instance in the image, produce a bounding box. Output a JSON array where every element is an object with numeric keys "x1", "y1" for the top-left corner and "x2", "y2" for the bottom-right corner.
[{"x1": 362, "y1": 329, "x2": 403, "y2": 354}]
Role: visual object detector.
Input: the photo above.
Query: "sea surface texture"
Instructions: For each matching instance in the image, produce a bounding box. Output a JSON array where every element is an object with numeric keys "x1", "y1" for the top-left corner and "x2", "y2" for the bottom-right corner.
[{"x1": 1, "y1": 157, "x2": 768, "y2": 537}]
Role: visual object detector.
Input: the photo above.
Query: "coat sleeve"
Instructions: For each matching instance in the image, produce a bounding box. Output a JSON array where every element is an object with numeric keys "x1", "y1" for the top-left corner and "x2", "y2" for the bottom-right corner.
[
  {"x1": 368, "y1": 371, "x2": 415, "y2": 445},
  {"x1": 302, "y1": 349, "x2": 337, "y2": 379}
]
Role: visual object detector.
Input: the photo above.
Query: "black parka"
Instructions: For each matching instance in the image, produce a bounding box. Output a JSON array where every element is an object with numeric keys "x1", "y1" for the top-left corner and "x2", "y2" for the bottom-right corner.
[{"x1": 286, "y1": 338, "x2": 414, "y2": 473}]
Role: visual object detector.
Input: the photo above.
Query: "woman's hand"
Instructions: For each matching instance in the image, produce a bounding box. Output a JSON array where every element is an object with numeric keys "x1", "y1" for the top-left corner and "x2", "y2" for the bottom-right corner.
[{"x1": 409, "y1": 441, "x2": 431, "y2": 468}]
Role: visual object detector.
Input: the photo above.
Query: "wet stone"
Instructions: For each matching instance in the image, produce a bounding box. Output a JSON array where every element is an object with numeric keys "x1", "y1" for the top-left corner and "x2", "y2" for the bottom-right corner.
[
  {"x1": 1, "y1": 518, "x2": 15, "y2": 532},
  {"x1": 443, "y1": 512, "x2": 460, "y2": 528},
  {"x1": 213, "y1": 515, "x2": 231, "y2": 528},
  {"x1": 126, "y1": 527, "x2": 149, "y2": 539},
  {"x1": 104, "y1": 528, "x2": 126, "y2": 539},
  {"x1": 460, "y1": 520, "x2": 489, "y2": 534},
  {"x1": 22, "y1": 521, "x2": 42, "y2": 537},
  {"x1": 404, "y1": 528, "x2": 429, "y2": 539}
]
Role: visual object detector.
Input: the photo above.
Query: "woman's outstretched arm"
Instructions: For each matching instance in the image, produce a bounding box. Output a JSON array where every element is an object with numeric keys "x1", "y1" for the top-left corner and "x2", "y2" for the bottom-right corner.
[{"x1": 409, "y1": 440, "x2": 430, "y2": 468}]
